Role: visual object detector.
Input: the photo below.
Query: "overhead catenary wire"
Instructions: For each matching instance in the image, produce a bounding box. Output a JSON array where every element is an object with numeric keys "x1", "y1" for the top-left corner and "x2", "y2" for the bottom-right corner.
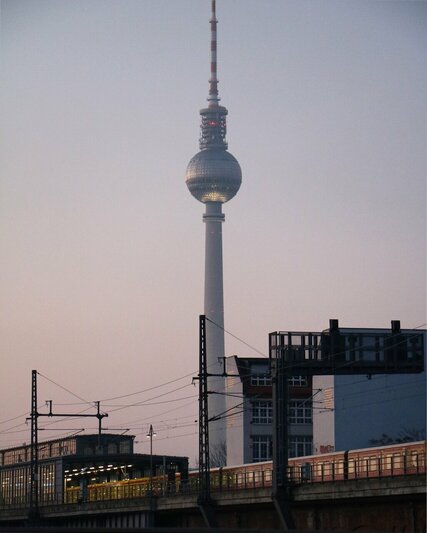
[
  {"x1": 1, "y1": 322, "x2": 425, "y2": 450},
  {"x1": 3, "y1": 320, "x2": 424, "y2": 422},
  {"x1": 206, "y1": 316, "x2": 268, "y2": 357},
  {"x1": 37, "y1": 371, "x2": 93, "y2": 406}
]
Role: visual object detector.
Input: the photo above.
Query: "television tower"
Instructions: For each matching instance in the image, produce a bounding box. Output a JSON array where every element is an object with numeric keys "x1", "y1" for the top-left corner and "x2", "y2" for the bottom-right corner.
[{"x1": 186, "y1": 0, "x2": 242, "y2": 457}]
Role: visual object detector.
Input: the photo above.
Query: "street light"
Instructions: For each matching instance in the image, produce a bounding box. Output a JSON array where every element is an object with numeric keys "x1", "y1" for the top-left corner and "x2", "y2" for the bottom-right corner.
[{"x1": 146, "y1": 424, "x2": 156, "y2": 494}]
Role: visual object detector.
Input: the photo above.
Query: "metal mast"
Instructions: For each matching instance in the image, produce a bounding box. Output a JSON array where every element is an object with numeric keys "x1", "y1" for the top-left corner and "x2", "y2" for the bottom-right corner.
[
  {"x1": 29, "y1": 370, "x2": 39, "y2": 523},
  {"x1": 186, "y1": 0, "x2": 242, "y2": 460},
  {"x1": 198, "y1": 315, "x2": 210, "y2": 501}
]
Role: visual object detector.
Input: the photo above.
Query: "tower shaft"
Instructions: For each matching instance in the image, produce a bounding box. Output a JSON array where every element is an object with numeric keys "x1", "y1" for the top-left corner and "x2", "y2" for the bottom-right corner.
[{"x1": 203, "y1": 203, "x2": 226, "y2": 451}]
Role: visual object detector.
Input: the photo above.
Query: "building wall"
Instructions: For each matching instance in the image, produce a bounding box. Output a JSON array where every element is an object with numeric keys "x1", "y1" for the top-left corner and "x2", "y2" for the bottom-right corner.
[
  {"x1": 313, "y1": 329, "x2": 426, "y2": 452},
  {"x1": 334, "y1": 372, "x2": 426, "y2": 450},
  {"x1": 225, "y1": 356, "x2": 245, "y2": 465},
  {"x1": 312, "y1": 376, "x2": 335, "y2": 454}
]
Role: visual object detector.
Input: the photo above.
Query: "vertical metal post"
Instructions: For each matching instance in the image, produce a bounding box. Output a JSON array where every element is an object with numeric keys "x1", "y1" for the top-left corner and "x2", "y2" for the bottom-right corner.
[
  {"x1": 96, "y1": 401, "x2": 102, "y2": 453},
  {"x1": 146, "y1": 424, "x2": 156, "y2": 494},
  {"x1": 29, "y1": 370, "x2": 39, "y2": 522},
  {"x1": 149, "y1": 425, "x2": 153, "y2": 493},
  {"x1": 197, "y1": 315, "x2": 217, "y2": 528},
  {"x1": 162, "y1": 455, "x2": 167, "y2": 495},
  {"x1": 199, "y1": 314, "x2": 210, "y2": 502},
  {"x1": 145, "y1": 424, "x2": 156, "y2": 526}
]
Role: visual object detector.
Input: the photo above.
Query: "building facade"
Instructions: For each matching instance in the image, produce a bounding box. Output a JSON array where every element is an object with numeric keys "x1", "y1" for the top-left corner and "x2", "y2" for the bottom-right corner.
[{"x1": 225, "y1": 356, "x2": 313, "y2": 466}]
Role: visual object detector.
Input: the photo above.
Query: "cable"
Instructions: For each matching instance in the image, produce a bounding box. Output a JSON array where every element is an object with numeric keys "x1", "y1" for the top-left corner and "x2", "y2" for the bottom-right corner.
[
  {"x1": 315, "y1": 391, "x2": 426, "y2": 413},
  {"x1": 106, "y1": 383, "x2": 193, "y2": 414},
  {"x1": 0, "y1": 411, "x2": 32, "y2": 427},
  {"x1": 206, "y1": 316, "x2": 268, "y2": 357},
  {"x1": 102, "y1": 393, "x2": 198, "y2": 409},
  {"x1": 37, "y1": 371, "x2": 93, "y2": 406}
]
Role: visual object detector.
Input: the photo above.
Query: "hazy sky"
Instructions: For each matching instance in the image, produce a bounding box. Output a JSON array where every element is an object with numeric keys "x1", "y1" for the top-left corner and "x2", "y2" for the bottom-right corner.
[{"x1": 1, "y1": 0, "x2": 426, "y2": 464}]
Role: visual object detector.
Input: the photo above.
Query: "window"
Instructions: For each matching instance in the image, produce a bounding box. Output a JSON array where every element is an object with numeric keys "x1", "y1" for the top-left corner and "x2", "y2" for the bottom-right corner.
[
  {"x1": 119, "y1": 440, "x2": 131, "y2": 454},
  {"x1": 289, "y1": 399, "x2": 312, "y2": 424},
  {"x1": 250, "y1": 373, "x2": 271, "y2": 386},
  {"x1": 288, "y1": 376, "x2": 308, "y2": 387},
  {"x1": 289, "y1": 436, "x2": 312, "y2": 458},
  {"x1": 108, "y1": 443, "x2": 118, "y2": 454},
  {"x1": 252, "y1": 401, "x2": 272, "y2": 424},
  {"x1": 252, "y1": 435, "x2": 272, "y2": 462},
  {"x1": 250, "y1": 374, "x2": 307, "y2": 387}
]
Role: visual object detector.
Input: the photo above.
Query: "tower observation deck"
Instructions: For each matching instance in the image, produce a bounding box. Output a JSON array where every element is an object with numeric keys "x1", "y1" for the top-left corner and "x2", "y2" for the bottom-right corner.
[{"x1": 185, "y1": 0, "x2": 242, "y2": 462}]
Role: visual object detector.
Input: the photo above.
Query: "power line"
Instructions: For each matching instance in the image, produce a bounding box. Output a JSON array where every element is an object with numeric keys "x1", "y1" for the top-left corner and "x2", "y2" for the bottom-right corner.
[
  {"x1": 37, "y1": 371, "x2": 93, "y2": 406},
  {"x1": 206, "y1": 316, "x2": 268, "y2": 357}
]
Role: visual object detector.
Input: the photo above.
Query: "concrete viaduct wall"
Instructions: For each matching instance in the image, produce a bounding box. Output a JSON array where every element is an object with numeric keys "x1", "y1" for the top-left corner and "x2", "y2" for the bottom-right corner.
[{"x1": 0, "y1": 475, "x2": 425, "y2": 531}]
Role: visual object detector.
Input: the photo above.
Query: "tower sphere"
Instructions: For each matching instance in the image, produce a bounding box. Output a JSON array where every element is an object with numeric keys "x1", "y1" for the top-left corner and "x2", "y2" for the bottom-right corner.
[{"x1": 186, "y1": 148, "x2": 242, "y2": 204}]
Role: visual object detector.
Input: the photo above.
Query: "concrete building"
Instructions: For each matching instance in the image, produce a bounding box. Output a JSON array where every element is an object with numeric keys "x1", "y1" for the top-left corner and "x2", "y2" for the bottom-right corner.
[{"x1": 225, "y1": 356, "x2": 313, "y2": 466}]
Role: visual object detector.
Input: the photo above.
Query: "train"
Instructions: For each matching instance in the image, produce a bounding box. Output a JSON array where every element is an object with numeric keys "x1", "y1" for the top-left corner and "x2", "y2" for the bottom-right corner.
[{"x1": 65, "y1": 440, "x2": 426, "y2": 503}]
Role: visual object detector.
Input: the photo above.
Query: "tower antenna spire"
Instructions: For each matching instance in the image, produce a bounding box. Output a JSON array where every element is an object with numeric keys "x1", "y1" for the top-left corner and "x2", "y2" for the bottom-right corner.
[{"x1": 208, "y1": 0, "x2": 219, "y2": 107}]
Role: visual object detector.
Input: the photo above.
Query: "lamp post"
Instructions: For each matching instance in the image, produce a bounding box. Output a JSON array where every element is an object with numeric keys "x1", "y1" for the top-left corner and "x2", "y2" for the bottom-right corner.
[{"x1": 146, "y1": 424, "x2": 156, "y2": 494}]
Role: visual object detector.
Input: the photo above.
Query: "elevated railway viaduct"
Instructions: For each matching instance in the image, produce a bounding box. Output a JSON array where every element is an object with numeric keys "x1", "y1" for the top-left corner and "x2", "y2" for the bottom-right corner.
[{"x1": 0, "y1": 474, "x2": 425, "y2": 531}]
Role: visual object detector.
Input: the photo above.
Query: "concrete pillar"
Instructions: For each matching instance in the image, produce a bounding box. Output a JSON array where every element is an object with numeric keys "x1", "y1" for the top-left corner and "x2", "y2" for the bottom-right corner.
[{"x1": 203, "y1": 201, "x2": 226, "y2": 458}]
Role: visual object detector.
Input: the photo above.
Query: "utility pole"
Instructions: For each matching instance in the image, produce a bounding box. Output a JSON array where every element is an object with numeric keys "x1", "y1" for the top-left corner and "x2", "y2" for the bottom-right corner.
[
  {"x1": 29, "y1": 370, "x2": 39, "y2": 524},
  {"x1": 198, "y1": 315, "x2": 210, "y2": 503},
  {"x1": 27, "y1": 370, "x2": 108, "y2": 522},
  {"x1": 145, "y1": 424, "x2": 157, "y2": 527},
  {"x1": 146, "y1": 424, "x2": 156, "y2": 494},
  {"x1": 194, "y1": 315, "x2": 234, "y2": 527}
]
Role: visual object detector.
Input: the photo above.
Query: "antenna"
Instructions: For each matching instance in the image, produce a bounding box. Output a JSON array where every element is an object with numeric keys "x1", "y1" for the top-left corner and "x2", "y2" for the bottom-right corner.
[{"x1": 208, "y1": 0, "x2": 219, "y2": 107}]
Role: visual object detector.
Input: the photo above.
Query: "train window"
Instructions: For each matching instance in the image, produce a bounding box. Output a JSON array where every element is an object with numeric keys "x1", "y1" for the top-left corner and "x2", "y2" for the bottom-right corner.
[
  {"x1": 336, "y1": 460, "x2": 344, "y2": 474},
  {"x1": 314, "y1": 463, "x2": 323, "y2": 477},
  {"x1": 409, "y1": 452, "x2": 419, "y2": 469},
  {"x1": 393, "y1": 452, "x2": 401, "y2": 470},
  {"x1": 385, "y1": 454, "x2": 392, "y2": 470},
  {"x1": 348, "y1": 459, "x2": 355, "y2": 474},
  {"x1": 323, "y1": 462, "x2": 332, "y2": 476},
  {"x1": 359, "y1": 457, "x2": 368, "y2": 472},
  {"x1": 369, "y1": 457, "x2": 377, "y2": 472}
]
